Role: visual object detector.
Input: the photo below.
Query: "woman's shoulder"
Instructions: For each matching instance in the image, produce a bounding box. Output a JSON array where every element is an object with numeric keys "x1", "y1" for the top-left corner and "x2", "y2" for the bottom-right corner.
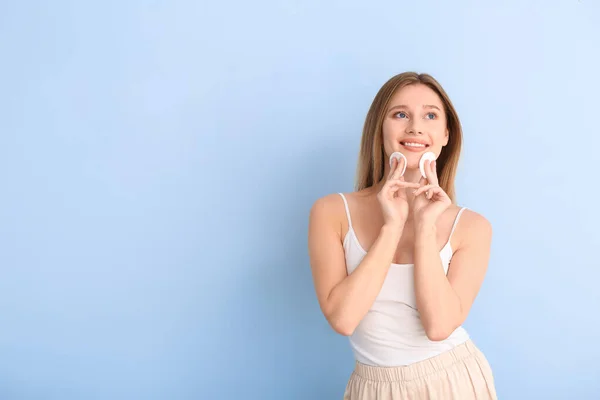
[
  {"x1": 309, "y1": 192, "x2": 346, "y2": 227},
  {"x1": 454, "y1": 205, "x2": 491, "y2": 227},
  {"x1": 310, "y1": 192, "x2": 344, "y2": 211},
  {"x1": 308, "y1": 192, "x2": 356, "y2": 241},
  {"x1": 311, "y1": 187, "x2": 368, "y2": 205},
  {"x1": 310, "y1": 189, "x2": 371, "y2": 223},
  {"x1": 451, "y1": 205, "x2": 493, "y2": 245}
]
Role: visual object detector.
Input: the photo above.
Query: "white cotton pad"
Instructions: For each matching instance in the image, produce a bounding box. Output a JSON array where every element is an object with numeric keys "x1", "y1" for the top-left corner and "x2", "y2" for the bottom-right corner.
[
  {"x1": 419, "y1": 151, "x2": 436, "y2": 178},
  {"x1": 389, "y1": 152, "x2": 407, "y2": 176}
]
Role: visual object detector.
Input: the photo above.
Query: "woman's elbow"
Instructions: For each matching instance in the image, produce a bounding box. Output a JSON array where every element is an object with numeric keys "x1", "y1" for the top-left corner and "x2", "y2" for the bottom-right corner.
[
  {"x1": 425, "y1": 324, "x2": 454, "y2": 342},
  {"x1": 328, "y1": 313, "x2": 356, "y2": 336}
]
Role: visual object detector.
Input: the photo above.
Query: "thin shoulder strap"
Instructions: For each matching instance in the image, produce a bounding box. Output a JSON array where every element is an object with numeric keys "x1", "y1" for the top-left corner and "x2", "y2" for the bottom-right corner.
[
  {"x1": 338, "y1": 193, "x2": 353, "y2": 230},
  {"x1": 449, "y1": 207, "x2": 468, "y2": 240}
]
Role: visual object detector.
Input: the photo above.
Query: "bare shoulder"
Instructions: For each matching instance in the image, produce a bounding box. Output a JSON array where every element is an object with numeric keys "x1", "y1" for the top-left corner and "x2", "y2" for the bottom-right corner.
[
  {"x1": 309, "y1": 193, "x2": 346, "y2": 220},
  {"x1": 309, "y1": 189, "x2": 372, "y2": 227},
  {"x1": 461, "y1": 208, "x2": 492, "y2": 234},
  {"x1": 309, "y1": 193, "x2": 347, "y2": 237},
  {"x1": 455, "y1": 207, "x2": 493, "y2": 247},
  {"x1": 310, "y1": 192, "x2": 343, "y2": 212}
]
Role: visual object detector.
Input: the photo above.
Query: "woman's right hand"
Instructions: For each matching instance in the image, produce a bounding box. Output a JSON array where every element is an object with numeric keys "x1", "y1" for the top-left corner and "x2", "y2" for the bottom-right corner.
[{"x1": 377, "y1": 157, "x2": 420, "y2": 228}]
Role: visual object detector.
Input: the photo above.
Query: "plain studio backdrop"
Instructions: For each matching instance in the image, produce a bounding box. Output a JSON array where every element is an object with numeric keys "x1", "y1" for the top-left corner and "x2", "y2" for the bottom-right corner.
[{"x1": 1, "y1": 1, "x2": 599, "y2": 399}]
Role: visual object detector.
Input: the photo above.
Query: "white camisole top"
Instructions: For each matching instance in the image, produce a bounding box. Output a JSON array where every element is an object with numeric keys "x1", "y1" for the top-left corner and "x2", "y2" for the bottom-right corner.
[{"x1": 338, "y1": 193, "x2": 470, "y2": 367}]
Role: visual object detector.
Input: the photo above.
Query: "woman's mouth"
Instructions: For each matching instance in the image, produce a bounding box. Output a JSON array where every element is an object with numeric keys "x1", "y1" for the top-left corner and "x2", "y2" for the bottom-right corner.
[{"x1": 400, "y1": 141, "x2": 430, "y2": 152}]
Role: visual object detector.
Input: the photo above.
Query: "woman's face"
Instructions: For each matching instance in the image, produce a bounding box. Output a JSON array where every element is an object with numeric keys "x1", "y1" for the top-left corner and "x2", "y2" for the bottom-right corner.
[{"x1": 382, "y1": 83, "x2": 449, "y2": 170}]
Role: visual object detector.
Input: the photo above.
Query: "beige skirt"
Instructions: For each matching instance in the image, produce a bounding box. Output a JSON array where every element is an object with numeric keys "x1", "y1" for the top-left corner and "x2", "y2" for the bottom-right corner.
[{"x1": 343, "y1": 340, "x2": 497, "y2": 400}]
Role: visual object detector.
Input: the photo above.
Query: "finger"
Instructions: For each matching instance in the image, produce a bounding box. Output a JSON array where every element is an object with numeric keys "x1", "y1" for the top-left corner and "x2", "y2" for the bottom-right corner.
[
  {"x1": 428, "y1": 160, "x2": 440, "y2": 186},
  {"x1": 387, "y1": 179, "x2": 420, "y2": 200},
  {"x1": 387, "y1": 184, "x2": 420, "y2": 197},
  {"x1": 417, "y1": 186, "x2": 450, "y2": 202},
  {"x1": 431, "y1": 160, "x2": 439, "y2": 185},
  {"x1": 391, "y1": 156, "x2": 405, "y2": 180},
  {"x1": 388, "y1": 185, "x2": 420, "y2": 196},
  {"x1": 422, "y1": 160, "x2": 436, "y2": 186},
  {"x1": 413, "y1": 184, "x2": 438, "y2": 197},
  {"x1": 387, "y1": 179, "x2": 420, "y2": 189},
  {"x1": 387, "y1": 157, "x2": 398, "y2": 180},
  {"x1": 431, "y1": 185, "x2": 451, "y2": 201}
]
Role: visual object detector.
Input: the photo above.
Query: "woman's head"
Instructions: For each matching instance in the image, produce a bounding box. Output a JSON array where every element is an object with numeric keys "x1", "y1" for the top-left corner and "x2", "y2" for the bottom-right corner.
[{"x1": 356, "y1": 72, "x2": 462, "y2": 203}]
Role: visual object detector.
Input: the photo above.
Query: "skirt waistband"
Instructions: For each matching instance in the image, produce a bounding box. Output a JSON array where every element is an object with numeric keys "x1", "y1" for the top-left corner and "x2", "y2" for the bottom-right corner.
[{"x1": 352, "y1": 340, "x2": 482, "y2": 382}]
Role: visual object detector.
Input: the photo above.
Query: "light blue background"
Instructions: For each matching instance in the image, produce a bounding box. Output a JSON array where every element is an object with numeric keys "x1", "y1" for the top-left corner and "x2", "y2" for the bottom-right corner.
[{"x1": 1, "y1": 1, "x2": 599, "y2": 399}]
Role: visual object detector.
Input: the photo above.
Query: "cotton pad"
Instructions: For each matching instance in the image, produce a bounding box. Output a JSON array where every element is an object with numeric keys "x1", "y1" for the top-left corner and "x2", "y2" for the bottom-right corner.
[
  {"x1": 419, "y1": 151, "x2": 436, "y2": 178},
  {"x1": 389, "y1": 152, "x2": 407, "y2": 176}
]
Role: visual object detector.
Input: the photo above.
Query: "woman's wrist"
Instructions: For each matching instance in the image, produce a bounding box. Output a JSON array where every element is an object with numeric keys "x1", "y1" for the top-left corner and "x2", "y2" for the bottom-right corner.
[
  {"x1": 381, "y1": 221, "x2": 405, "y2": 239},
  {"x1": 415, "y1": 222, "x2": 436, "y2": 240}
]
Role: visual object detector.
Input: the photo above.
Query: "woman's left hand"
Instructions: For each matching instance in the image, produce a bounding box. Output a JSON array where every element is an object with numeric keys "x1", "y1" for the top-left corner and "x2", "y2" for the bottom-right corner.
[{"x1": 411, "y1": 160, "x2": 452, "y2": 226}]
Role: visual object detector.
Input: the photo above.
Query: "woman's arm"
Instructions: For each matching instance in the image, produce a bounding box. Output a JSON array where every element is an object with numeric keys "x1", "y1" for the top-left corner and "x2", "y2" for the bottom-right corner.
[
  {"x1": 308, "y1": 194, "x2": 403, "y2": 336},
  {"x1": 413, "y1": 210, "x2": 492, "y2": 341}
]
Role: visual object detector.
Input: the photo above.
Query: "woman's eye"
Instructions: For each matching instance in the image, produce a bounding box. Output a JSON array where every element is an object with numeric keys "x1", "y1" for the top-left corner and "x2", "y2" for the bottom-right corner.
[
  {"x1": 426, "y1": 113, "x2": 436, "y2": 120},
  {"x1": 395, "y1": 112, "x2": 408, "y2": 119}
]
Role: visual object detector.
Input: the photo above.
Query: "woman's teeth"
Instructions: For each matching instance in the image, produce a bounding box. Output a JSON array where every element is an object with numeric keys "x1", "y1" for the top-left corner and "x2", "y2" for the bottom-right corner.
[{"x1": 402, "y1": 142, "x2": 426, "y2": 148}]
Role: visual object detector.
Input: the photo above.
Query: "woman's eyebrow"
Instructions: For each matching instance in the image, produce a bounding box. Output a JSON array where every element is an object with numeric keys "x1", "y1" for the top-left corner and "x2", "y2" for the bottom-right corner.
[{"x1": 387, "y1": 104, "x2": 441, "y2": 112}]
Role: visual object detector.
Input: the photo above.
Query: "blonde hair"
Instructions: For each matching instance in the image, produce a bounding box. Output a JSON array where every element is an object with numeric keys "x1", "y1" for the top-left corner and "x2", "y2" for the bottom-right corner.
[{"x1": 355, "y1": 72, "x2": 463, "y2": 203}]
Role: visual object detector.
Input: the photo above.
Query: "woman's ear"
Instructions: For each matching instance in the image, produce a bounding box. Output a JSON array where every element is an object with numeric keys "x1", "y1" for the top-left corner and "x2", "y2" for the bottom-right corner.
[{"x1": 442, "y1": 128, "x2": 449, "y2": 146}]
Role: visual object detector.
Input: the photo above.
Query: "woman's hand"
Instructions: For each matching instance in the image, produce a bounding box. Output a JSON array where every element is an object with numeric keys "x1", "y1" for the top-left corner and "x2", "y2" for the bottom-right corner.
[
  {"x1": 411, "y1": 160, "x2": 452, "y2": 227},
  {"x1": 378, "y1": 157, "x2": 421, "y2": 229}
]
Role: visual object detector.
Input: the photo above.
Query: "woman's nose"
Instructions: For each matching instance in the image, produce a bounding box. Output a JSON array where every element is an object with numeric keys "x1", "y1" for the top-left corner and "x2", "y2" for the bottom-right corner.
[{"x1": 406, "y1": 121, "x2": 424, "y2": 135}]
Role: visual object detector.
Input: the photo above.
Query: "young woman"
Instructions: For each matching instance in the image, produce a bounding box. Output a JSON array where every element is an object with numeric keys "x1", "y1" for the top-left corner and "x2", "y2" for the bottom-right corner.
[{"x1": 308, "y1": 72, "x2": 497, "y2": 399}]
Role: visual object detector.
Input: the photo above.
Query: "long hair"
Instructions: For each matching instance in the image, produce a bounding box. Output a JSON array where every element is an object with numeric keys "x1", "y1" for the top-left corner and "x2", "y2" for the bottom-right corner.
[{"x1": 355, "y1": 72, "x2": 463, "y2": 203}]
